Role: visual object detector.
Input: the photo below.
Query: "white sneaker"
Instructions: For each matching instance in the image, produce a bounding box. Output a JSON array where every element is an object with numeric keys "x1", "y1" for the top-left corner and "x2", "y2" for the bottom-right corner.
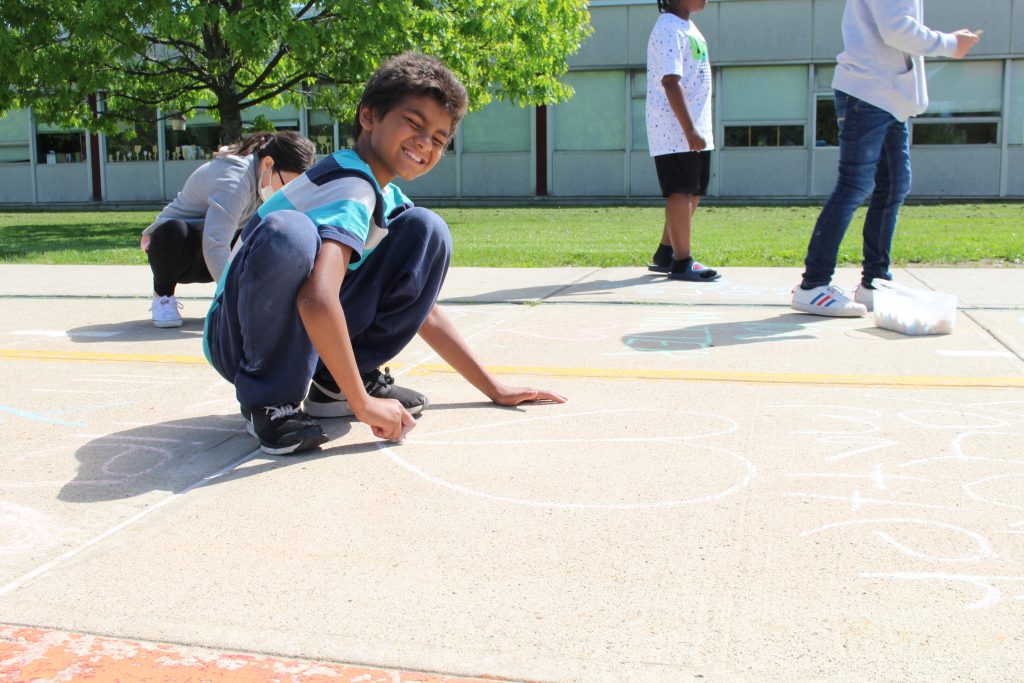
[
  {"x1": 853, "y1": 284, "x2": 874, "y2": 312},
  {"x1": 151, "y1": 295, "x2": 183, "y2": 328},
  {"x1": 790, "y1": 284, "x2": 867, "y2": 317}
]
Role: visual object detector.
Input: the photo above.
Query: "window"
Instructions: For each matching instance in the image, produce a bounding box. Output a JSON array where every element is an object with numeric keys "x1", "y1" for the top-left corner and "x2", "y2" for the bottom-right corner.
[
  {"x1": 462, "y1": 99, "x2": 531, "y2": 153},
  {"x1": 105, "y1": 109, "x2": 158, "y2": 163},
  {"x1": 721, "y1": 66, "x2": 806, "y2": 148},
  {"x1": 912, "y1": 61, "x2": 1001, "y2": 145},
  {"x1": 814, "y1": 65, "x2": 838, "y2": 147},
  {"x1": 724, "y1": 125, "x2": 803, "y2": 147},
  {"x1": 36, "y1": 122, "x2": 86, "y2": 165},
  {"x1": 309, "y1": 109, "x2": 346, "y2": 154},
  {"x1": 0, "y1": 109, "x2": 31, "y2": 163},
  {"x1": 815, "y1": 98, "x2": 839, "y2": 147},
  {"x1": 553, "y1": 70, "x2": 627, "y2": 151},
  {"x1": 164, "y1": 110, "x2": 221, "y2": 160}
]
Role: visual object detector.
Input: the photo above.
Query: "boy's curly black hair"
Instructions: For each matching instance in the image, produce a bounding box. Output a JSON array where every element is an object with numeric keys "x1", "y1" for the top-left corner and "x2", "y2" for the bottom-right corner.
[
  {"x1": 354, "y1": 52, "x2": 469, "y2": 140},
  {"x1": 657, "y1": 0, "x2": 675, "y2": 12}
]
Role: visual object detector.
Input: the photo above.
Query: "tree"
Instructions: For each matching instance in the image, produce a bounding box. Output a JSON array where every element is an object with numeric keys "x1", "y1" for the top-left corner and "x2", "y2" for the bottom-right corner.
[{"x1": 0, "y1": 0, "x2": 591, "y2": 144}]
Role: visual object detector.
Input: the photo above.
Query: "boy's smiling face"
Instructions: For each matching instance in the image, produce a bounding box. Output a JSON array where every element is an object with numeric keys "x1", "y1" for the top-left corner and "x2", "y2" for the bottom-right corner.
[{"x1": 355, "y1": 94, "x2": 454, "y2": 186}]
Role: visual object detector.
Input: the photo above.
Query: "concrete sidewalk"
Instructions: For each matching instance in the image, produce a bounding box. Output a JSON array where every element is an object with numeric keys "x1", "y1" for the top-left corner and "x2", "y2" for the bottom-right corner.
[{"x1": 1, "y1": 264, "x2": 1022, "y2": 682}]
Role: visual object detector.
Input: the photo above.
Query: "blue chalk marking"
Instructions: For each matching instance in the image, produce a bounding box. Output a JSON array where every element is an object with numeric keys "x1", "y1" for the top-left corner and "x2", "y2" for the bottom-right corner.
[{"x1": 0, "y1": 404, "x2": 86, "y2": 427}]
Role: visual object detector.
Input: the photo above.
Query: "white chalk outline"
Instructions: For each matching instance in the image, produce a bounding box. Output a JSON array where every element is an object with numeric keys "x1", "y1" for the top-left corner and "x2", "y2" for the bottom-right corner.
[
  {"x1": 0, "y1": 449, "x2": 259, "y2": 598},
  {"x1": 381, "y1": 409, "x2": 755, "y2": 510}
]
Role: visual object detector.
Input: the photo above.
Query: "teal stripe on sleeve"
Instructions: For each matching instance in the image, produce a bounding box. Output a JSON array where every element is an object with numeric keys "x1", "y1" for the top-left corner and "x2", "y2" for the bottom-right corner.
[{"x1": 307, "y1": 199, "x2": 371, "y2": 242}]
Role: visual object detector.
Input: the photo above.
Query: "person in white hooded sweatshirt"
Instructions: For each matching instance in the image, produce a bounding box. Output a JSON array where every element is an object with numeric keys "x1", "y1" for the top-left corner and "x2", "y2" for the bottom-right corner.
[
  {"x1": 791, "y1": 0, "x2": 980, "y2": 317},
  {"x1": 141, "y1": 131, "x2": 315, "y2": 327}
]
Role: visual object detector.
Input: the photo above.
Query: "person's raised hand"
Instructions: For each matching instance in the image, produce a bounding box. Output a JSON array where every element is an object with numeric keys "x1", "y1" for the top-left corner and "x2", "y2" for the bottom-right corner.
[{"x1": 953, "y1": 29, "x2": 981, "y2": 59}]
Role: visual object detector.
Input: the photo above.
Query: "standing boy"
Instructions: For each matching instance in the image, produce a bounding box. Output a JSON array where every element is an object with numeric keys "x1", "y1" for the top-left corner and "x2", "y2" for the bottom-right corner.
[
  {"x1": 204, "y1": 53, "x2": 566, "y2": 455},
  {"x1": 791, "y1": 0, "x2": 979, "y2": 316},
  {"x1": 645, "y1": 0, "x2": 720, "y2": 282}
]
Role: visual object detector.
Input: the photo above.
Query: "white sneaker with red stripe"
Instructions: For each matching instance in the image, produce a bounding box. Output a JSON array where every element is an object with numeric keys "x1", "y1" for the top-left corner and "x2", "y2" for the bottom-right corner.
[{"x1": 790, "y1": 284, "x2": 867, "y2": 317}]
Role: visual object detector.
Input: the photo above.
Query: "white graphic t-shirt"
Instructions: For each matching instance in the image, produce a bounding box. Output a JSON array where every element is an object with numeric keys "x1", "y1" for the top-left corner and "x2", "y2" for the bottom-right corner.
[{"x1": 645, "y1": 12, "x2": 714, "y2": 156}]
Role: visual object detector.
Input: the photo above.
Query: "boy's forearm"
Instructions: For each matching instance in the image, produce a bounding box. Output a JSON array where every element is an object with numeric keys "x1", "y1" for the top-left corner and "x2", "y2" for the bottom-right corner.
[
  {"x1": 418, "y1": 305, "x2": 502, "y2": 400},
  {"x1": 296, "y1": 295, "x2": 368, "y2": 412},
  {"x1": 295, "y1": 243, "x2": 369, "y2": 413},
  {"x1": 664, "y1": 80, "x2": 695, "y2": 135}
]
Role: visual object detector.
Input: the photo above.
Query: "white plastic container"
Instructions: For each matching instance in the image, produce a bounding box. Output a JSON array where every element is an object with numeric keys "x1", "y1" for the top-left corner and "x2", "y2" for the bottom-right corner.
[{"x1": 871, "y1": 278, "x2": 956, "y2": 336}]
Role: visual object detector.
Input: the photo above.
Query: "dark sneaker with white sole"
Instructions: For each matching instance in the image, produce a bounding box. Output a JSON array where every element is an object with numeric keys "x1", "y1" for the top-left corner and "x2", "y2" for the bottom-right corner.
[
  {"x1": 303, "y1": 367, "x2": 428, "y2": 419},
  {"x1": 242, "y1": 403, "x2": 327, "y2": 455}
]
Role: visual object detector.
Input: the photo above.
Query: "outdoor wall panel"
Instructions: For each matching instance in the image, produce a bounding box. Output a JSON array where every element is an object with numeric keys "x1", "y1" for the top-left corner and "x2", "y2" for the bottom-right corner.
[
  {"x1": 927, "y1": 1, "x2": 1012, "y2": 55},
  {"x1": 811, "y1": 0, "x2": 844, "y2": 60},
  {"x1": 460, "y1": 153, "x2": 532, "y2": 197},
  {"x1": 0, "y1": 165, "x2": 32, "y2": 203},
  {"x1": 35, "y1": 164, "x2": 91, "y2": 203},
  {"x1": 1005, "y1": 147, "x2": 1024, "y2": 195},
  {"x1": 399, "y1": 156, "x2": 456, "y2": 198},
  {"x1": 910, "y1": 148, "x2": 1001, "y2": 196},
  {"x1": 627, "y1": 5, "x2": 660, "y2": 66},
  {"x1": 105, "y1": 163, "x2": 162, "y2": 202},
  {"x1": 629, "y1": 151, "x2": 661, "y2": 197},
  {"x1": 811, "y1": 148, "x2": 840, "y2": 196},
  {"x1": 163, "y1": 161, "x2": 205, "y2": 201},
  {"x1": 718, "y1": 149, "x2": 808, "y2": 196},
  {"x1": 717, "y1": 0, "x2": 813, "y2": 63},
  {"x1": 570, "y1": 6, "x2": 628, "y2": 67},
  {"x1": 1013, "y1": 0, "x2": 1024, "y2": 53},
  {"x1": 551, "y1": 152, "x2": 625, "y2": 196}
]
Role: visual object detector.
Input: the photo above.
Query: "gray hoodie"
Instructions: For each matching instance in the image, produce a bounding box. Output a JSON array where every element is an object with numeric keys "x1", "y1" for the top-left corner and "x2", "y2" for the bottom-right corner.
[
  {"x1": 142, "y1": 154, "x2": 261, "y2": 282},
  {"x1": 832, "y1": 0, "x2": 958, "y2": 122}
]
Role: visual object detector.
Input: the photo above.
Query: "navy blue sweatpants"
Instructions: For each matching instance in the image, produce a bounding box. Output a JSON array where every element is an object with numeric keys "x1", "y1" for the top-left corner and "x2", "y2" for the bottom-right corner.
[{"x1": 205, "y1": 207, "x2": 451, "y2": 410}]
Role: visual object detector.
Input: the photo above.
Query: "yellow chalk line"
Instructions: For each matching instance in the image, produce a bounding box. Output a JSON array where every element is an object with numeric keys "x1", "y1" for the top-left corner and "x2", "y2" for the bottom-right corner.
[
  {"x1": 0, "y1": 349, "x2": 208, "y2": 365},
  {"x1": 406, "y1": 363, "x2": 1024, "y2": 389},
  {"x1": 2, "y1": 349, "x2": 1022, "y2": 388}
]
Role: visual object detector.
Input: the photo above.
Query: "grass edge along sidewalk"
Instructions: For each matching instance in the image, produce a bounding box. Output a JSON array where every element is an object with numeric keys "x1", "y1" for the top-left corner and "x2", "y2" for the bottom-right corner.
[{"x1": 1, "y1": 203, "x2": 1021, "y2": 268}]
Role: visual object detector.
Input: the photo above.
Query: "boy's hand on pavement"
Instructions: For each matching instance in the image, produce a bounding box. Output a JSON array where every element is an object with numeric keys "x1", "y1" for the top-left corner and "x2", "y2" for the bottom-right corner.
[
  {"x1": 490, "y1": 385, "x2": 568, "y2": 407},
  {"x1": 685, "y1": 130, "x2": 707, "y2": 152},
  {"x1": 953, "y1": 29, "x2": 980, "y2": 58},
  {"x1": 360, "y1": 397, "x2": 416, "y2": 442}
]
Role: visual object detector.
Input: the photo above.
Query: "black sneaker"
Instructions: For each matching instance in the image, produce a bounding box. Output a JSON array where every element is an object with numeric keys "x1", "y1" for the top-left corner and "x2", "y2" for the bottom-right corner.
[
  {"x1": 303, "y1": 367, "x2": 429, "y2": 418},
  {"x1": 647, "y1": 244, "x2": 673, "y2": 273},
  {"x1": 242, "y1": 403, "x2": 327, "y2": 455}
]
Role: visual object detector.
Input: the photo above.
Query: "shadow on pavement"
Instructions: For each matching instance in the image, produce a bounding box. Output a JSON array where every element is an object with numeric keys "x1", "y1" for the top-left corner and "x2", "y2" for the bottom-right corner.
[
  {"x1": 58, "y1": 415, "x2": 364, "y2": 503},
  {"x1": 622, "y1": 313, "x2": 832, "y2": 352},
  {"x1": 445, "y1": 273, "x2": 662, "y2": 303},
  {"x1": 66, "y1": 318, "x2": 204, "y2": 343}
]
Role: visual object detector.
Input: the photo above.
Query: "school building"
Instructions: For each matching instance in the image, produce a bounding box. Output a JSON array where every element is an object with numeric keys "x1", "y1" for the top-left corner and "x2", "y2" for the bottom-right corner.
[{"x1": 1, "y1": 0, "x2": 1022, "y2": 205}]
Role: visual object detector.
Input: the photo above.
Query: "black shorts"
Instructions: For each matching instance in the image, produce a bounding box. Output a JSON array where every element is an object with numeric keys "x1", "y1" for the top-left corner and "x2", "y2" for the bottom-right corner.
[{"x1": 654, "y1": 151, "x2": 711, "y2": 197}]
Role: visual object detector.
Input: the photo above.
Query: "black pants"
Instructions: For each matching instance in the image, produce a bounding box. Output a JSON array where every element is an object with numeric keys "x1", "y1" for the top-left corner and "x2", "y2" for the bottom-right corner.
[{"x1": 147, "y1": 220, "x2": 213, "y2": 296}]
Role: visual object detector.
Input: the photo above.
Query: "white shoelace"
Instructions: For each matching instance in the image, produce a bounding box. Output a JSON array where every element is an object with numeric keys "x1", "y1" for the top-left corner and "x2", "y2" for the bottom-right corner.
[{"x1": 264, "y1": 404, "x2": 300, "y2": 421}]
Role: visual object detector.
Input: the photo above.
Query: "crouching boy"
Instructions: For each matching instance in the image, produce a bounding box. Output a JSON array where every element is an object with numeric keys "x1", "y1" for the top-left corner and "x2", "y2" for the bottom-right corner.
[{"x1": 204, "y1": 52, "x2": 566, "y2": 454}]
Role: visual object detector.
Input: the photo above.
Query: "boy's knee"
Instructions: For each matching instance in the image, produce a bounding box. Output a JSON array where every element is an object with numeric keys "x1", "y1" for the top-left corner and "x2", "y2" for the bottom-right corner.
[
  {"x1": 394, "y1": 207, "x2": 452, "y2": 252},
  {"x1": 249, "y1": 211, "x2": 320, "y2": 268}
]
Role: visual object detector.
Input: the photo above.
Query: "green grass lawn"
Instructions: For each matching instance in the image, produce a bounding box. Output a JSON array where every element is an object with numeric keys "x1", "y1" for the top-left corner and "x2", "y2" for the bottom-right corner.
[{"x1": 0, "y1": 204, "x2": 1021, "y2": 267}]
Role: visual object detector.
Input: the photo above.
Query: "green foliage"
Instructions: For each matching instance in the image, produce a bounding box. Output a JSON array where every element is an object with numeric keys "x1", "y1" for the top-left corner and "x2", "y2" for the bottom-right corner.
[
  {"x1": 0, "y1": 0, "x2": 591, "y2": 144},
  {"x1": 1, "y1": 205, "x2": 1021, "y2": 267},
  {"x1": 245, "y1": 114, "x2": 277, "y2": 133}
]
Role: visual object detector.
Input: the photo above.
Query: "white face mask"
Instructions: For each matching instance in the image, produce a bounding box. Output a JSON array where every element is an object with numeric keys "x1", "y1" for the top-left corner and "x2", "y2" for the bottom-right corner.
[{"x1": 258, "y1": 165, "x2": 275, "y2": 203}]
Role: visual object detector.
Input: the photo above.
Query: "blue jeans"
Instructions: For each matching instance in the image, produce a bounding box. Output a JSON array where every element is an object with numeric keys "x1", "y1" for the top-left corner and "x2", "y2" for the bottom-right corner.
[
  {"x1": 205, "y1": 207, "x2": 451, "y2": 410},
  {"x1": 802, "y1": 91, "x2": 911, "y2": 289}
]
